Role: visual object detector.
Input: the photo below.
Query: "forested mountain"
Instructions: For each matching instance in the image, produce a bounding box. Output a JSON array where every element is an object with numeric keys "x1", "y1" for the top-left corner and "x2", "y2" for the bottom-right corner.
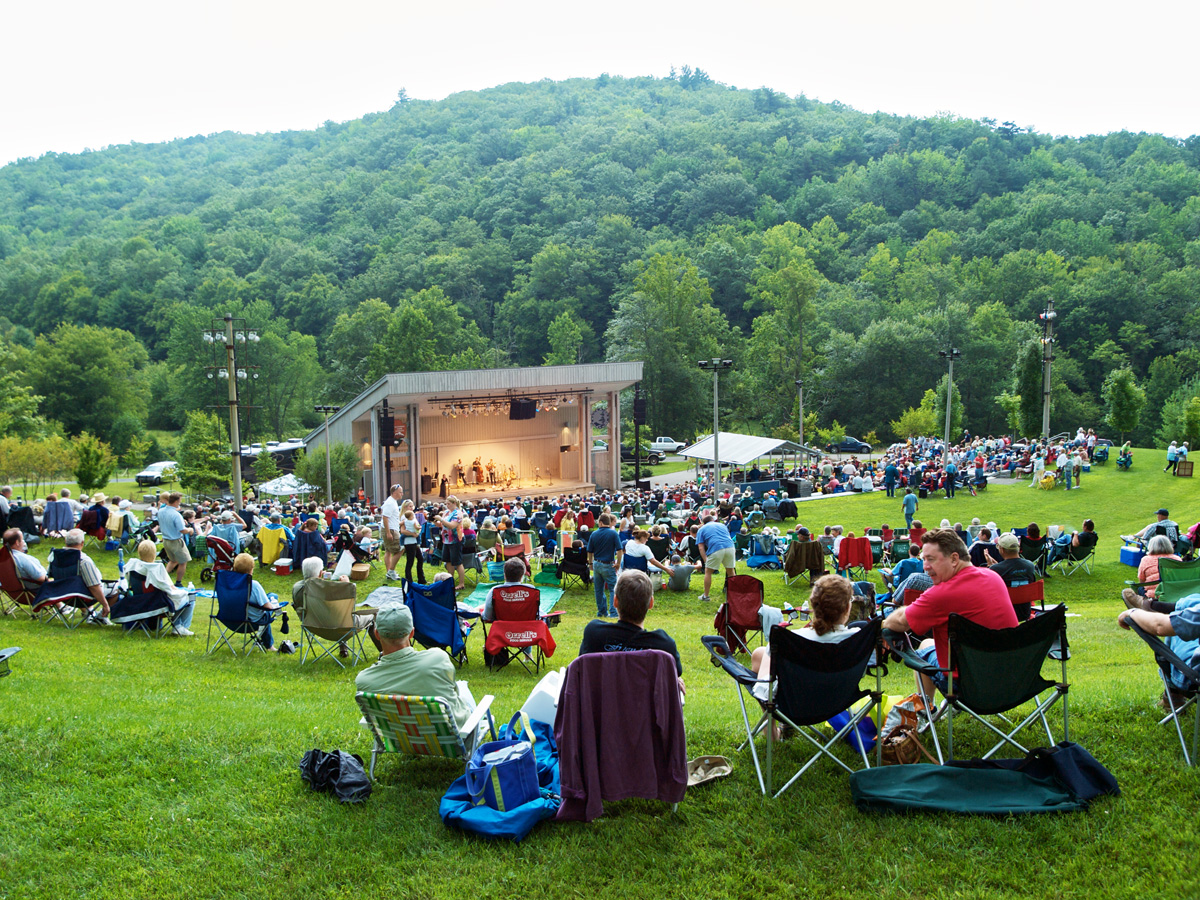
[{"x1": 2, "y1": 72, "x2": 1199, "y2": 451}]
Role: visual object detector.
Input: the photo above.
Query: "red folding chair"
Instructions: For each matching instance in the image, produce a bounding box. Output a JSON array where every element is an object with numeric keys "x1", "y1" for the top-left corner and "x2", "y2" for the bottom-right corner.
[
  {"x1": 1007, "y1": 581, "x2": 1045, "y2": 622},
  {"x1": 837, "y1": 537, "x2": 873, "y2": 580},
  {"x1": 482, "y1": 584, "x2": 559, "y2": 673},
  {"x1": 0, "y1": 547, "x2": 39, "y2": 619},
  {"x1": 713, "y1": 574, "x2": 766, "y2": 655}
]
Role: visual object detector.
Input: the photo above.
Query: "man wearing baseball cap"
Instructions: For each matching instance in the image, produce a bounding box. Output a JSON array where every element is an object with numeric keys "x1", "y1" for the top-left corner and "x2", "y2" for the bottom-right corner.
[
  {"x1": 355, "y1": 605, "x2": 478, "y2": 730},
  {"x1": 1125, "y1": 508, "x2": 1180, "y2": 547}
]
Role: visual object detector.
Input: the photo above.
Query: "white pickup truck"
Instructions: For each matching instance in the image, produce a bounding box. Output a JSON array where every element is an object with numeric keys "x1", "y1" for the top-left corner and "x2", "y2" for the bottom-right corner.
[{"x1": 649, "y1": 436, "x2": 687, "y2": 454}]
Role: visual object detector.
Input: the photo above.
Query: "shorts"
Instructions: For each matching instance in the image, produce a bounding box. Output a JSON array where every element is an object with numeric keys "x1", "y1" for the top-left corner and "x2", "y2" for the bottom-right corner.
[
  {"x1": 916, "y1": 644, "x2": 949, "y2": 695},
  {"x1": 705, "y1": 546, "x2": 737, "y2": 571},
  {"x1": 382, "y1": 532, "x2": 401, "y2": 554},
  {"x1": 163, "y1": 538, "x2": 191, "y2": 565},
  {"x1": 442, "y1": 542, "x2": 463, "y2": 566}
]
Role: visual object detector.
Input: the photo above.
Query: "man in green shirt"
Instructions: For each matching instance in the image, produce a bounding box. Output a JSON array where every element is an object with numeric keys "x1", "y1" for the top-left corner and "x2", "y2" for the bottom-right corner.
[{"x1": 355, "y1": 605, "x2": 477, "y2": 730}]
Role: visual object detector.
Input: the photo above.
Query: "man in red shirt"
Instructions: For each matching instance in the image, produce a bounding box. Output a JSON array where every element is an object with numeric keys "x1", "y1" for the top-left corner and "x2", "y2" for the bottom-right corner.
[{"x1": 883, "y1": 528, "x2": 1017, "y2": 696}]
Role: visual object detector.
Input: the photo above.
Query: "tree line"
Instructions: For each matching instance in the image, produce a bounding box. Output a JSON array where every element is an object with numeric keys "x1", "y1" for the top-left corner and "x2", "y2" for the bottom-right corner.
[{"x1": 2, "y1": 73, "x2": 1199, "y2": 452}]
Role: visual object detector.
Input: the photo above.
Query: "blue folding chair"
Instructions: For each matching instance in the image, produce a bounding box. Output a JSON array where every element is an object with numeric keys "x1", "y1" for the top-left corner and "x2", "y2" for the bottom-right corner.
[
  {"x1": 206, "y1": 570, "x2": 287, "y2": 657},
  {"x1": 406, "y1": 578, "x2": 476, "y2": 667}
]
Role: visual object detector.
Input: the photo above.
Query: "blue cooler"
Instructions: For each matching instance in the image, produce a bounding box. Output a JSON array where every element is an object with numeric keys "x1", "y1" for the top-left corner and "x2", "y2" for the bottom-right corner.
[
  {"x1": 1082, "y1": 463, "x2": 1091, "y2": 473},
  {"x1": 1120, "y1": 544, "x2": 1144, "y2": 568}
]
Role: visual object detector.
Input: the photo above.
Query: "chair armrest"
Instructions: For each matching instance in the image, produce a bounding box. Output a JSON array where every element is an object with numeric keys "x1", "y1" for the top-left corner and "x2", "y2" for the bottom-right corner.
[
  {"x1": 461, "y1": 694, "x2": 496, "y2": 741},
  {"x1": 893, "y1": 645, "x2": 949, "y2": 676}
]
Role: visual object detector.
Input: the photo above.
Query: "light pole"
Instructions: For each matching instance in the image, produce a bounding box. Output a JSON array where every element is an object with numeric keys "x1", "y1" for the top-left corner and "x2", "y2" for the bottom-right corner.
[
  {"x1": 203, "y1": 315, "x2": 258, "y2": 504},
  {"x1": 698, "y1": 358, "x2": 733, "y2": 505},
  {"x1": 314, "y1": 405, "x2": 342, "y2": 504},
  {"x1": 937, "y1": 348, "x2": 961, "y2": 451},
  {"x1": 1038, "y1": 301, "x2": 1057, "y2": 441}
]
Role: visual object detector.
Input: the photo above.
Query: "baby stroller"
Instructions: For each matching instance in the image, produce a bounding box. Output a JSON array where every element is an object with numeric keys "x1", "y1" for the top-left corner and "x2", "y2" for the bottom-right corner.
[
  {"x1": 199, "y1": 535, "x2": 236, "y2": 583},
  {"x1": 332, "y1": 528, "x2": 378, "y2": 568}
]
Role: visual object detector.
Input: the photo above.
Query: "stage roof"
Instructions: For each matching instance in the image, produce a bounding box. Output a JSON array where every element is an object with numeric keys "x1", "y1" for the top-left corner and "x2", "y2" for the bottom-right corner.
[{"x1": 679, "y1": 432, "x2": 819, "y2": 466}]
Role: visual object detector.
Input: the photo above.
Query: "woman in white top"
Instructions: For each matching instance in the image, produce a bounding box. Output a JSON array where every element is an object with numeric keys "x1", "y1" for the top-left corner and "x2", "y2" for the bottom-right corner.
[
  {"x1": 398, "y1": 500, "x2": 425, "y2": 584},
  {"x1": 620, "y1": 529, "x2": 674, "y2": 588},
  {"x1": 750, "y1": 574, "x2": 855, "y2": 712}
]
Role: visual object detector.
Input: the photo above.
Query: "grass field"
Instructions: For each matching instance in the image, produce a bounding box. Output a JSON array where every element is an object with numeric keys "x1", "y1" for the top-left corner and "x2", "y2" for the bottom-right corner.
[{"x1": 2, "y1": 449, "x2": 1199, "y2": 899}]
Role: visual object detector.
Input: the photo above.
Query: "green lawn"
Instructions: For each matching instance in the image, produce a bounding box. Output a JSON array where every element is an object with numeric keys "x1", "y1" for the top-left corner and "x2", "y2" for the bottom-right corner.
[{"x1": 2, "y1": 450, "x2": 1199, "y2": 898}]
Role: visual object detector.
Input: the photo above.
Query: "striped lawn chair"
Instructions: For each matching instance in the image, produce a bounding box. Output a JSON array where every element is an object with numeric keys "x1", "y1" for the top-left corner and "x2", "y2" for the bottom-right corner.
[{"x1": 356, "y1": 692, "x2": 496, "y2": 780}]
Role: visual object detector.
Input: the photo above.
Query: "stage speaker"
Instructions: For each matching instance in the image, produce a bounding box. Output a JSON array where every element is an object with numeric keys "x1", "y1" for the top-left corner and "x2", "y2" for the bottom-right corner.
[
  {"x1": 379, "y1": 415, "x2": 395, "y2": 444},
  {"x1": 509, "y1": 399, "x2": 537, "y2": 420},
  {"x1": 633, "y1": 395, "x2": 646, "y2": 425}
]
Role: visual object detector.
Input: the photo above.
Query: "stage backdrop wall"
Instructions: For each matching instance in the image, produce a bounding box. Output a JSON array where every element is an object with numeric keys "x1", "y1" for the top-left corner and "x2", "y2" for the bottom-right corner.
[{"x1": 419, "y1": 409, "x2": 580, "y2": 489}]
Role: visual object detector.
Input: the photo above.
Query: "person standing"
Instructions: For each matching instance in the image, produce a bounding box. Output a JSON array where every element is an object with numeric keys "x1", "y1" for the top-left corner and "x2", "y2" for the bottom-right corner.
[
  {"x1": 943, "y1": 458, "x2": 957, "y2": 499},
  {"x1": 883, "y1": 461, "x2": 898, "y2": 498},
  {"x1": 1061, "y1": 451, "x2": 1074, "y2": 491},
  {"x1": 901, "y1": 488, "x2": 919, "y2": 530},
  {"x1": 157, "y1": 492, "x2": 191, "y2": 586},
  {"x1": 696, "y1": 514, "x2": 736, "y2": 603},
  {"x1": 435, "y1": 496, "x2": 466, "y2": 590},
  {"x1": 587, "y1": 512, "x2": 623, "y2": 618},
  {"x1": 380, "y1": 483, "x2": 404, "y2": 582},
  {"x1": 1165, "y1": 441, "x2": 1179, "y2": 474}
]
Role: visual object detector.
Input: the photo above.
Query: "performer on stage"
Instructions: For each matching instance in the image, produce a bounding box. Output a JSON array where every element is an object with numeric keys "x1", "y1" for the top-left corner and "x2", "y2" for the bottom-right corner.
[
  {"x1": 474, "y1": 457, "x2": 484, "y2": 483},
  {"x1": 487, "y1": 459, "x2": 496, "y2": 484}
]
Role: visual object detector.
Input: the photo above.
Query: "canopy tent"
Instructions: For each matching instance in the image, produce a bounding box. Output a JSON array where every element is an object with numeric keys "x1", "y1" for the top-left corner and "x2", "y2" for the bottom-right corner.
[
  {"x1": 257, "y1": 473, "x2": 319, "y2": 497},
  {"x1": 679, "y1": 432, "x2": 819, "y2": 466}
]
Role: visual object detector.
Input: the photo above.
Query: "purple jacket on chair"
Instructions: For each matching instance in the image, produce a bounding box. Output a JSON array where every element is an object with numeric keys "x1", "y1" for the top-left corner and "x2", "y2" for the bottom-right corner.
[{"x1": 554, "y1": 649, "x2": 687, "y2": 822}]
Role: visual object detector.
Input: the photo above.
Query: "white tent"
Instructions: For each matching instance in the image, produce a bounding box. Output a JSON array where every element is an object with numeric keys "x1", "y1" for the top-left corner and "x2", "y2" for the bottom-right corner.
[
  {"x1": 256, "y1": 473, "x2": 319, "y2": 496},
  {"x1": 679, "y1": 432, "x2": 817, "y2": 466}
]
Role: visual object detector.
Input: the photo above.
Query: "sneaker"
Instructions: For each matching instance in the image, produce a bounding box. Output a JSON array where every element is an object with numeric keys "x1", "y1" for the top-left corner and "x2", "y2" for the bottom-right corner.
[
  {"x1": 1122, "y1": 588, "x2": 1151, "y2": 611},
  {"x1": 172, "y1": 626, "x2": 195, "y2": 637},
  {"x1": 607, "y1": 608, "x2": 618, "y2": 618},
  {"x1": 95, "y1": 615, "x2": 113, "y2": 626},
  {"x1": 384, "y1": 571, "x2": 400, "y2": 581},
  {"x1": 698, "y1": 594, "x2": 711, "y2": 602}
]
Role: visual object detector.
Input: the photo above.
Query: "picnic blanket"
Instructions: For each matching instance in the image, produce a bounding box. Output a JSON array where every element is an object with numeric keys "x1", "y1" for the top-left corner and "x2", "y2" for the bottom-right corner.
[{"x1": 461, "y1": 583, "x2": 563, "y2": 617}]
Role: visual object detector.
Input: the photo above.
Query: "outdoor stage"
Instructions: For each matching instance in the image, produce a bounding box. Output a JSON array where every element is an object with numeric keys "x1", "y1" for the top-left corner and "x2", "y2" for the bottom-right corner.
[{"x1": 418, "y1": 479, "x2": 595, "y2": 505}]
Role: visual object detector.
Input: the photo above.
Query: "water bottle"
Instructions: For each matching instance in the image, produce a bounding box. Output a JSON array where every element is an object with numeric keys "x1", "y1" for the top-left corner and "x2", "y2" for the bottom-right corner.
[
  {"x1": 117, "y1": 547, "x2": 125, "y2": 575},
  {"x1": 187, "y1": 581, "x2": 195, "y2": 593}
]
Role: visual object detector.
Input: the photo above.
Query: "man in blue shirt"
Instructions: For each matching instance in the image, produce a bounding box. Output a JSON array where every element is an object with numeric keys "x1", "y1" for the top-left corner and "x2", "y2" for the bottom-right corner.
[
  {"x1": 587, "y1": 512, "x2": 623, "y2": 617},
  {"x1": 1118, "y1": 598, "x2": 1200, "y2": 697},
  {"x1": 157, "y1": 492, "x2": 191, "y2": 585},
  {"x1": 696, "y1": 515, "x2": 735, "y2": 603},
  {"x1": 901, "y1": 488, "x2": 919, "y2": 529},
  {"x1": 882, "y1": 542, "x2": 923, "y2": 589},
  {"x1": 883, "y1": 462, "x2": 899, "y2": 498},
  {"x1": 943, "y1": 460, "x2": 958, "y2": 498}
]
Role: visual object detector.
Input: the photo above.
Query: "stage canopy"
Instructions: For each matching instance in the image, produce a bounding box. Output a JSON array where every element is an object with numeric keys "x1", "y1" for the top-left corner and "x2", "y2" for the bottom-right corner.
[
  {"x1": 679, "y1": 432, "x2": 819, "y2": 466},
  {"x1": 257, "y1": 473, "x2": 319, "y2": 496}
]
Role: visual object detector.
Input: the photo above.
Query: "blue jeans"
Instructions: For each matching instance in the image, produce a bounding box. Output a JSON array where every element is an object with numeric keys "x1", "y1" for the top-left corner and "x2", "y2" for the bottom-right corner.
[
  {"x1": 905, "y1": 513, "x2": 914, "y2": 529},
  {"x1": 593, "y1": 561, "x2": 617, "y2": 615},
  {"x1": 885, "y1": 481, "x2": 895, "y2": 498},
  {"x1": 945, "y1": 477, "x2": 955, "y2": 498}
]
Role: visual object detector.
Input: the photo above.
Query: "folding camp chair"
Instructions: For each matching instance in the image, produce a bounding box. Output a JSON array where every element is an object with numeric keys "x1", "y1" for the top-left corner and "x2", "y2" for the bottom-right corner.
[
  {"x1": 1131, "y1": 557, "x2": 1200, "y2": 607},
  {"x1": 205, "y1": 569, "x2": 287, "y2": 657},
  {"x1": 406, "y1": 577, "x2": 476, "y2": 667},
  {"x1": 555, "y1": 649, "x2": 687, "y2": 821},
  {"x1": 1049, "y1": 541, "x2": 1097, "y2": 576},
  {"x1": 110, "y1": 569, "x2": 190, "y2": 637},
  {"x1": 461, "y1": 551, "x2": 487, "y2": 586},
  {"x1": 735, "y1": 532, "x2": 752, "y2": 560},
  {"x1": 0, "y1": 546, "x2": 39, "y2": 619},
  {"x1": 356, "y1": 691, "x2": 496, "y2": 780},
  {"x1": 713, "y1": 574, "x2": 766, "y2": 655},
  {"x1": 647, "y1": 535, "x2": 672, "y2": 564},
  {"x1": 1007, "y1": 581, "x2": 1045, "y2": 622},
  {"x1": 296, "y1": 578, "x2": 369, "y2": 668},
  {"x1": 1127, "y1": 620, "x2": 1200, "y2": 766},
  {"x1": 557, "y1": 544, "x2": 591, "y2": 590},
  {"x1": 895, "y1": 605, "x2": 1070, "y2": 762},
  {"x1": 36, "y1": 549, "x2": 103, "y2": 628},
  {"x1": 703, "y1": 618, "x2": 884, "y2": 797},
  {"x1": 1018, "y1": 536, "x2": 1049, "y2": 576},
  {"x1": 292, "y1": 529, "x2": 333, "y2": 573},
  {"x1": 475, "y1": 528, "x2": 499, "y2": 555},
  {"x1": 782, "y1": 540, "x2": 825, "y2": 587},
  {"x1": 746, "y1": 533, "x2": 782, "y2": 570},
  {"x1": 837, "y1": 537, "x2": 873, "y2": 580},
  {"x1": 886, "y1": 537, "x2": 910, "y2": 567},
  {"x1": 482, "y1": 584, "x2": 559, "y2": 673},
  {"x1": 77, "y1": 509, "x2": 108, "y2": 552}
]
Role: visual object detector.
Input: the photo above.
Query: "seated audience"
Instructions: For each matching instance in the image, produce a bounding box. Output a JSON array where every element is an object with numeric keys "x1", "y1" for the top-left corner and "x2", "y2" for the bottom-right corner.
[
  {"x1": 1118, "y1": 599, "x2": 1200, "y2": 707},
  {"x1": 665, "y1": 554, "x2": 696, "y2": 592},
  {"x1": 122, "y1": 539, "x2": 197, "y2": 636},
  {"x1": 968, "y1": 527, "x2": 1003, "y2": 567},
  {"x1": 291, "y1": 556, "x2": 376, "y2": 650},
  {"x1": 4, "y1": 527, "x2": 46, "y2": 592},
  {"x1": 882, "y1": 542, "x2": 923, "y2": 589},
  {"x1": 232, "y1": 552, "x2": 281, "y2": 651},
  {"x1": 1046, "y1": 518, "x2": 1098, "y2": 564}
]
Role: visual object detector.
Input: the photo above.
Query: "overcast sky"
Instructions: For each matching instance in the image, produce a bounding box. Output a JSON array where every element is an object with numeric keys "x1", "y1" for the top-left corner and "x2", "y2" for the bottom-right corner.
[{"x1": 3, "y1": 0, "x2": 1196, "y2": 167}]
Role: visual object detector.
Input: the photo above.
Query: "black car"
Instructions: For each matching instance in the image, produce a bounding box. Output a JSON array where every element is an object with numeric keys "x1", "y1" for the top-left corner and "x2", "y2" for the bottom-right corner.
[
  {"x1": 621, "y1": 446, "x2": 661, "y2": 466},
  {"x1": 826, "y1": 437, "x2": 872, "y2": 455}
]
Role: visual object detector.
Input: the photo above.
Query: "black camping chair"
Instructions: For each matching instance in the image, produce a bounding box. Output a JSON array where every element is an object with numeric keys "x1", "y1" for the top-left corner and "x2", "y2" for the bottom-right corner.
[
  {"x1": 895, "y1": 605, "x2": 1070, "y2": 762},
  {"x1": 703, "y1": 618, "x2": 884, "y2": 798},
  {"x1": 1127, "y1": 620, "x2": 1200, "y2": 766}
]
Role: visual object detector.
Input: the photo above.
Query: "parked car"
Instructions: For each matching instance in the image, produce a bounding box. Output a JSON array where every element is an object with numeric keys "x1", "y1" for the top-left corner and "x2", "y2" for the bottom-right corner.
[
  {"x1": 135, "y1": 460, "x2": 178, "y2": 486},
  {"x1": 621, "y1": 446, "x2": 661, "y2": 465},
  {"x1": 649, "y1": 436, "x2": 687, "y2": 454},
  {"x1": 826, "y1": 437, "x2": 872, "y2": 455},
  {"x1": 592, "y1": 439, "x2": 609, "y2": 452}
]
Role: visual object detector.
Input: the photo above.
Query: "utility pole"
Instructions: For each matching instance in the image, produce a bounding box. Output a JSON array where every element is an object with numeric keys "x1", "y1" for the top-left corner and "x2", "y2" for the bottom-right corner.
[
  {"x1": 698, "y1": 358, "x2": 733, "y2": 505},
  {"x1": 795, "y1": 378, "x2": 804, "y2": 449},
  {"x1": 1039, "y1": 301, "x2": 1057, "y2": 441},
  {"x1": 204, "y1": 315, "x2": 258, "y2": 505}
]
